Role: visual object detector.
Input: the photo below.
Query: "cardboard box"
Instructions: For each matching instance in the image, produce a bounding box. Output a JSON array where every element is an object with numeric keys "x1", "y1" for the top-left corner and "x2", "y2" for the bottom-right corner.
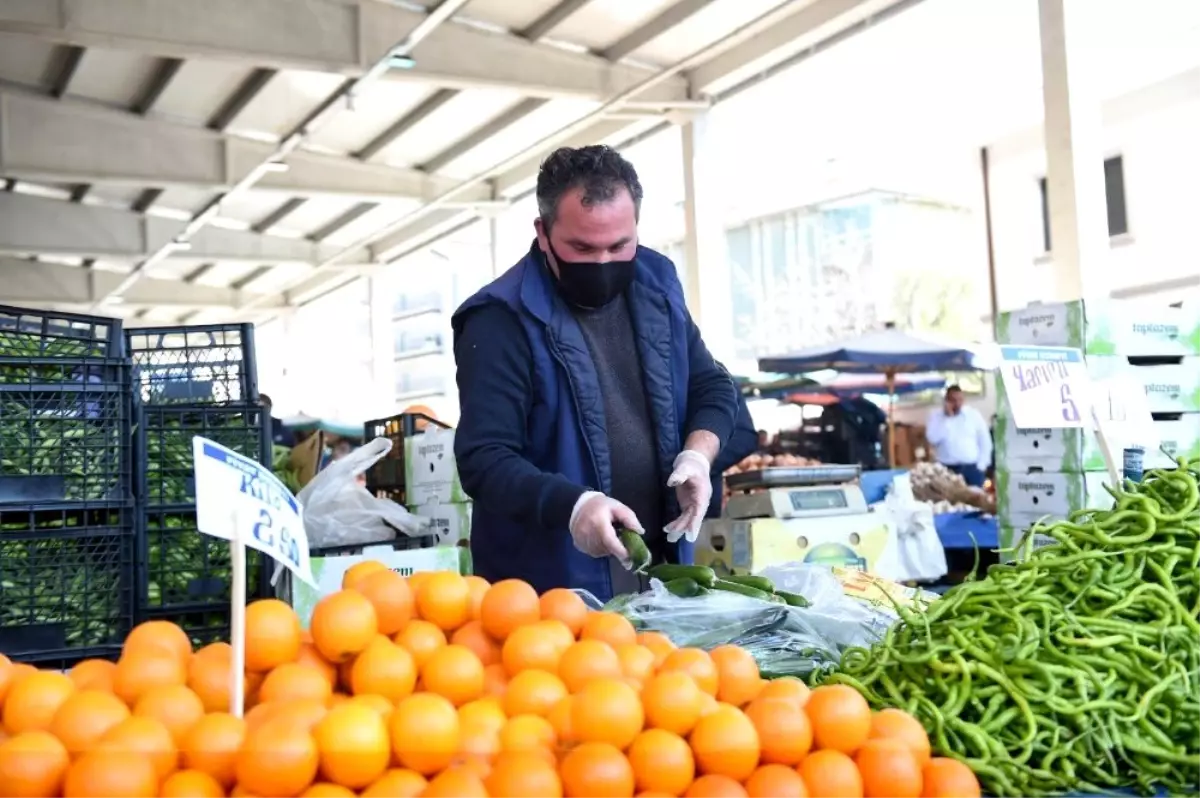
[
  {"x1": 409, "y1": 501, "x2": 472, "y2": 546},
  {"x1": 996, "y1": 299, "x2": 1200, "y2": 356},
  {"x1": 995, "y1": 469, "x2": 1115, "y2": 528},
  {"x1": 404, "y1": 426, "x2": 468, "y2": 506},
  {"x1": 995, "y1": 412, "x2": 1200, "y2": 472},
  {"x1": 694, "y1": 514, "x2": 899, "y2": 579},
  {"x1": 286, "y1": 544, "x2": 465, "y2": 628},
  {"x1": 1086, "y1": 356, "x2": 1200, "y2": 414}
]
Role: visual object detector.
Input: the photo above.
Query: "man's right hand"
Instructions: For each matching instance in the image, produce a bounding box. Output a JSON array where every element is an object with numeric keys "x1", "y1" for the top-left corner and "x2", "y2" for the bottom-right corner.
[{"x1": 568, "y1": 492, "x2": 643, "y2": 565}]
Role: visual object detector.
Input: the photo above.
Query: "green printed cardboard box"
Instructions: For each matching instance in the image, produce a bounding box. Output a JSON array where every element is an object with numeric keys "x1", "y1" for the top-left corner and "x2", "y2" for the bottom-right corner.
[
  {"x1": 995, "y1": 468, "x2": 1115, "y2": 530},
  {"x1": 996, "y1": 299, "x2": 1200, "y2": 356},
  {"x1": 995, "y1": 412, "x2": 1200, "y2": 473},
  {"x1": 404, "y1": 426, "x2": 469, "y2": 506}
]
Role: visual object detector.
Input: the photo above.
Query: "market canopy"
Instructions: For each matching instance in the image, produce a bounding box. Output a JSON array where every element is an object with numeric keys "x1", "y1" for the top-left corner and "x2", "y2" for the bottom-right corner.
[
  {"x1": 757, "y1": 327, "x2": 982, "y2": 374},
  {"x1": 786, "y1": 373, "x2": 947, "y2": 405}
]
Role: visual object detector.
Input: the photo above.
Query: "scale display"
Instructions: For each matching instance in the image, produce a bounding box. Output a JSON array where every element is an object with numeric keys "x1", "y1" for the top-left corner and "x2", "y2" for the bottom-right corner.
[{"x1": 788, "y1": 488, "x2": 849, "y2": 512}]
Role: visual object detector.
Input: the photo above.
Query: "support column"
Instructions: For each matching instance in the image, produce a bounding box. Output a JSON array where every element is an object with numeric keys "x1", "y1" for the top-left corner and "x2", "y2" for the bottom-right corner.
[
  {"x1": 1038, "y1": 0, "x2": 1110, "y2": 301},
  {"x1": 680, "y1": 112, "x2": 735, "y2": 364}
]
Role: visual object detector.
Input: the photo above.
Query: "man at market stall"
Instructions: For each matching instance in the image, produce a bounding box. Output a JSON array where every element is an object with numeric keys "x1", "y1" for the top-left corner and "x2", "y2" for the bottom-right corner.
[
  {"x1": 925, "y1": 384, "x2": 992, "y2": 487},
  {"x1": 452, "y1": 145, "x2": 739, "y2": 601}
]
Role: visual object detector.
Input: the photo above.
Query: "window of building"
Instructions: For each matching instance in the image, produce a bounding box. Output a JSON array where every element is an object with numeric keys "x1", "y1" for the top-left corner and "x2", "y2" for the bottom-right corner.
[{"x1": 1038, "y1": 155, "x2": 1128, "y2": 252}]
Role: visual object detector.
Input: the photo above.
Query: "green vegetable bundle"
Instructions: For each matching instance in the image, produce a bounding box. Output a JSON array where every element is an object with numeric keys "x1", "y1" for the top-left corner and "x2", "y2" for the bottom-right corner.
[{"x1": 814, "y1": 458, "x2": 1200, "y2": 796}]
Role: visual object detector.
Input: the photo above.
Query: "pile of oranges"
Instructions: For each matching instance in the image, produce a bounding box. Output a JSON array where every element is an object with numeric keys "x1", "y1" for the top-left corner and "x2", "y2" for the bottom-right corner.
[{"x1": 0, "y1": 563, "x2": 983, "y2": 798}]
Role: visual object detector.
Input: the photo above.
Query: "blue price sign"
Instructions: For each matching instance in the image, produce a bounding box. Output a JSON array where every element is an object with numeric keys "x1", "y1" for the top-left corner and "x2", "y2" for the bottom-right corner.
[{"x1": 192, "y1": 437, "x2": 315, "y2": 587}]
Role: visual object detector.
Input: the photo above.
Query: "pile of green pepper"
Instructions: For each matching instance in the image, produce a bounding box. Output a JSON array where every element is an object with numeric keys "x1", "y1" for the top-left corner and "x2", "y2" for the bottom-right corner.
[{"x1": 814, "y1": 458, "x2": 1200, "y2": 796}]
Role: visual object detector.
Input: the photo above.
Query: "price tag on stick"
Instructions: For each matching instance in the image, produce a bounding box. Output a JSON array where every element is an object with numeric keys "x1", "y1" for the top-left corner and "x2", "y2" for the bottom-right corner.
[
  {"x1": 192, "y1": 437, "x2": 314, "y2": 716},
  {"x1": 997, "y1": 346, "x2": 1091, "y2": 429}
]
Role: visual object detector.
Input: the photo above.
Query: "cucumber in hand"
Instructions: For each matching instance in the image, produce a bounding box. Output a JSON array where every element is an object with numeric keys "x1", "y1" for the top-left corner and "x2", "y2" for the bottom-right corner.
[{"x1": 617, "y1": 527, "x2": 651, "y2": 573}]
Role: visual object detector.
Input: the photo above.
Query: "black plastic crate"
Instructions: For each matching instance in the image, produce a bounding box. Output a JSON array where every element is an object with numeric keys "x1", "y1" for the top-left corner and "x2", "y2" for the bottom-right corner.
[
  {"x1": 0, "y1": 304, "x2": 124, "y2": 360},
  {"x1": 0, "y1": 503, "x2": 136, "y2": 662},
  {"x1": 140, "y1": 504, "x2": 271, "y2": 614},
  {"x1": 362, "y1": 412, "x2": 448, "y2": 492},
  {"x1": 139, "y1": 403, "x2": 269, "y2": 506},
  {"x1": 126, "y1": 323, "x2": 258, "y2": 405},
  {"x1": 0, "y1": 360, "x2": 133, "y2": 504}
]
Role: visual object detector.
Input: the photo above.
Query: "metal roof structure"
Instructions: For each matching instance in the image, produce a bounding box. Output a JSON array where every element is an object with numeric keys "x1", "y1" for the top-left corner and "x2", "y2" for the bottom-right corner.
[{"x1": 0, "y1": 0, "x2": 914, "y2": 326}]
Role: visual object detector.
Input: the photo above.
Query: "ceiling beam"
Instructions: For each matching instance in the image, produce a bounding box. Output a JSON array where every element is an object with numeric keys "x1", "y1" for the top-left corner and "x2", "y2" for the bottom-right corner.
[
  {"x1": 0, "y1": 192, "x2": 345, "y2": 265},
  {"x1": 0, "y1": 256, "x2": 289, "y2": 309},
  {"x1": 0, "y1": 89, "x2": 493, "y2": 203},
  {"x1": 0, "y1": 0, "x2": 690, "y2": 103}
]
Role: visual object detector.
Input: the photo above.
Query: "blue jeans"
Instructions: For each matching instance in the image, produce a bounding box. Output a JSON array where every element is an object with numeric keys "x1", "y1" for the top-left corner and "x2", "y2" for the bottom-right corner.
[{"x1": 946, "y1": 464, "x2": 985, "y2": 488}]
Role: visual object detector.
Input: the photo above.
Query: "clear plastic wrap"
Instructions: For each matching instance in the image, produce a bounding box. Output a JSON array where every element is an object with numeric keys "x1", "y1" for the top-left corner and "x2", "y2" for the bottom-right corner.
[{"x1": 592, "y1": 564, "x2": 897, "y2": 678}]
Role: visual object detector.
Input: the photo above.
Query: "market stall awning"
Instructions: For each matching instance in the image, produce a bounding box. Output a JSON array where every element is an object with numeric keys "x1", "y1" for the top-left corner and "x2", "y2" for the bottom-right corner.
[
  {"x1": 757, "y1": 327, "x2": 982, "y2": 374},
  {"x1": 786, "y1": 372, "x2": 947, "y2": 405}
]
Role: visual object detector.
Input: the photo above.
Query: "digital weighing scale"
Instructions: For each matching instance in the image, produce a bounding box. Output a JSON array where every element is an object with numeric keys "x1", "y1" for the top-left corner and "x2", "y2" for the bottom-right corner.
[{"x1": 724, "y1": 465, "x2": 868, "y2": 521}]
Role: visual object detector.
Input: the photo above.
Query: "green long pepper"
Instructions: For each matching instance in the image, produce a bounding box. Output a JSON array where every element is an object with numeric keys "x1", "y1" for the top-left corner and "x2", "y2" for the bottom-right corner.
[{"x1": 812, "y1": 457, "x2": 1200, "y2": 797}]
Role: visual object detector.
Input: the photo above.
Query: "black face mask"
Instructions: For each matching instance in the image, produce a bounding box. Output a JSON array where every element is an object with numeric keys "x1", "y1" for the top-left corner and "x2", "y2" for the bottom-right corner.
[{"x1": 545, "y1": 242, "x2": 636, "y2": 310}]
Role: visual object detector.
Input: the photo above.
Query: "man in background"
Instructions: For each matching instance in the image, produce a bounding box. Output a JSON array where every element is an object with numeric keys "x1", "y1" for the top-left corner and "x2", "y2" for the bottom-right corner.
[{"x1": 925, "y1": 385, "x2": 992, "y2": 487}]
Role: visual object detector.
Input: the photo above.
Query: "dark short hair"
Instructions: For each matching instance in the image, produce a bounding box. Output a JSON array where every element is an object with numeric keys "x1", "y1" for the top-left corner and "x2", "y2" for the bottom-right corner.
[
  {"x1": 536, "y1": 145, "x2": 643, "y2": 230},
  {"x1": 946, "y1": 385, "x2": 963, "y2": 395}
]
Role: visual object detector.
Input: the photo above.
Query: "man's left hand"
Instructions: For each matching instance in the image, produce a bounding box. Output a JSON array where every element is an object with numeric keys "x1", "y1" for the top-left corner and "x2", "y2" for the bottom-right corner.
[{"x1": 664, "y1": 450, "x2": 712, "y2": 543}]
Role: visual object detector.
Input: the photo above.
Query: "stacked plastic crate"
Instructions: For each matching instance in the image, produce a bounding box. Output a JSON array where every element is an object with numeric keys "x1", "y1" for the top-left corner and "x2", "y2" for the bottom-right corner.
[
  {"x1": 994, "y1": 299, "x2": 1200, "y2": 559},
  {"x1": 0, "y1": 306, "x2": 136, "y2": 667},
  {"x1": 126, "y1": 324, "x2": 271, "y2": 645},
  {"x1": 361, "y1": 413, "x2": 448, "y2": 550}
]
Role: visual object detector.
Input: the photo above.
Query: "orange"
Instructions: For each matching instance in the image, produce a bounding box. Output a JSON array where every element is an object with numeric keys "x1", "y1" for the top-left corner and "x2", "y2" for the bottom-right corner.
[
  {"x1": 502, "y1": 624, "x2": 564, "y2": 676},
  {"x1": 295, "y1": 644, "x2": 338, "y2": 687},
  {"x1": 353, "y1": 569, "x2": 415, "y2": 636},
  {"x1": 160, "y1": 769, "x2": 224, "y2": 798},
  {"x1": 134, "y1": 684, "x2": 206, "y2": 744},
  {"x1": 628, "y1": 729, "x2": 694, "y2": 797},
  {"x1": 479, "y1": 579, "x2": 541, "y2": 641},
  {"x1": 559, "y1": 742, "x2": 634, "y2": 798},
  {"x1": 688, "y1": 705, "x2": 760, "y2": 781},
  {"x1": 558, "y1": 639, "x2": 622, "y2": 692},
  {"x1": 579, "y1": 612, "x2": 637, "y2": 647},
  {"x1": 798, "y1": 750, "x2": 863, "y2": 798},
  {"x1": 458, "y1": 698, "x2": 507, "y2": 735},
  {"x1": 534, "y1": 619, "x2": 575, "y2": 654},
  {"x1": 421, "y1": 644, "x2": 485, "y2": 706},
  {"x1": 96, "y1": 716, "x2": 177, "y2": 779},
  {"x1": 260, "y1": 699, "x2": 328, "y2": 733},
  {"x1": 570, "y1": 677, "x2": 644, "y2": 750},
  {"x1": 642, "y1": 671, "x2": 703, "y2": 736},
  {"x1": 684, "y1": 775, "x2": 747, "y2": 797},
  {"x1": 341, "y1": 561, "x2": 388, "y2": 590},
  {"x1": 659, "y1": 649, "x2": 719, "y2": 697},
  {"x1": 486, "y1": 750, "x2": 563, "y2": 797},
  {"x1": 856, "y1": 738, "x2": 922, "y2": 798},
  {"x1": 483, "y1": 663, "x2": 508, "y2": 698},
  {"x1": 311, "y1": 591, "x2": 378, "y2": 664},
  {"x1": 313, "y1": 703, "x2": 390, "y2": 789},
  {"x1": 113, "y1": 653, "x2": 185, "y2": 707},
  {"x1": 235, "y1": 719, "x2": 319, "y2": 798},
  {"x1": 9, "y1": 662, "x2": 38, "y2": 689},
  {"x1": 804, "y1": 685, "x2": 872, "y2": 755},
  {"x1": 744, "y1": 764, "x2": 808, "y2": 798},
  {"x1": 450, "y1": 621, "x2": 502, "y2": 667},
  {"x1": 244, "y1": 599, "x2": 302, "y2": 673},
  {"x1": 349, "y1": 694, "x2": 394, "y2": 719},
  {"x1": 349, "y1": 639, "x2": 417, "y2": 702},
  {"x1": 456, "y1": 721, "x2": 501, "y2": 775},
  {"x1": 48, "y1": 689, "x2": 130, "y2": 755},
  {"x1": 615, "y1": 644, "x2": 655, "y2": 685},
  {"x1": 186, "y1": 652, "x2": 231, "y2": 713},
  {"x1": 414, "y1": 572, "x2": 472, "y2": 632},
  {"x1": 300, "y1": 783, "x2": 356, "y2": 798},
  {"x1": 755, "y1": 677, "x2": 809, "y2": 707},
  {"x1": 422, "y1": 766, "x2": 487, "y2": 797},
  {"x1": 405, "y1": 571, "x2": 433, "y2": 594},
  {"x1": 3, "y1": 671, "x2": 76, "y2": 734},
  {"x1": 182, "y1": 712, "x2": 245, "y2": 788},
  {"x1": 498, "y1": 715, "x2": 556, "y2": 757},
  {"x1": 636, "y1": 632, "x2": 676, "y2": 667},
  {"x1": 464, "y1": 576, "x2": 491, "y2": 620},
  {"x1": 540, "y1": 588, "x2": 589, "y2": 636},
  {"x1": 360, "y1": 768, "x2": 426, "y2": 798},
  {"x1": 0, "y1": 730, "x2": 69, "y2": 798},
  {"x1": 708, "y1": 646, "x2": 761, "y2": 707},
  {"x1": 503, "y1": 670, "x2": 567, "y2": 718},
  {"x1": 0, "y1": 653, "x2": 12, "y2": 705},
  {"x1": 869, "y1": 708, "x2": 931, "y2": 768},
  {"x1": 123, "y1": 620, "x2": 193, "y2": 663},
  {"x1": 920, "y1": 757, "x2": 981, "y2": 798},
  {"x1": 547, "y1": 696, "x2": 576, "y2": 746},
  {"x1": 743, "y1": 697, "x2": 812, "y2": 765},
  {"x1": 260, "y1": 663, "x2": 333, "y2": 706},
  {"x1": 697, "y1": 692, "x2": 719, "y2": 718},
  {"x1": 389, "y1": 692, "x2": 459, "y2": 775},
  {"x1": 62, "y1": 749, "x2": 157, "y2": 797},
  {"x1": 392, "y1": 620, "x2": 446, "y2": 668},
  {"x1": 195, "y1": 642, "x2": 233, "y2": 661},
  {"x1": 67, "y1": 660, "x2": 117, "y2": 693}
]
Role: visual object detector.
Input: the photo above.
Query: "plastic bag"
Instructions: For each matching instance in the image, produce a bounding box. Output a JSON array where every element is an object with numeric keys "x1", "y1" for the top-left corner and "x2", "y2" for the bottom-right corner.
[
  {"x1": 879, "y1": 473, "x2": 948, "y2": 582},
  {"x1": 297, "y1": 437, "x2": 428, "y2": 549},
  {"x1": 597, "y1": 569, "x2": 894, "y2": 678}
]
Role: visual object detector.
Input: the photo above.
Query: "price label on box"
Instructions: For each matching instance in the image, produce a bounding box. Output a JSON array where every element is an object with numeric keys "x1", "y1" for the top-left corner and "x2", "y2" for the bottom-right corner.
[
  {"x1": 193, "y1": 436, "x2": 315, "y2": 586},
  {"x1": 998, "y1": 346, "x2": 1091, "y2": 429}
]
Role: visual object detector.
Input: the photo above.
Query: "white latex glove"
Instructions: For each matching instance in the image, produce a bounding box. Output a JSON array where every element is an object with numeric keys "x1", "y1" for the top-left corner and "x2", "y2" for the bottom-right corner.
[
  {"x1": 568, "y1": 491, "x2": 644, "y2": 567},
  {"x1": 664, "y1": 450, "x2": 713, "y2": 544}
]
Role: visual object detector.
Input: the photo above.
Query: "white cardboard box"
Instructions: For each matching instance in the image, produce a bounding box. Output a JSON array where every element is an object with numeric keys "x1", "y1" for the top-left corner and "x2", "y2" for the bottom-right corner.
[
  {"x1": 1086, "y1": 356, "x2": 1200, "y2": 414},
  {"x1": 995, "y1": 412, "x2": 1200, "y2": 472},
  {"x1": 404, "y1": 425, "x2": 468, "y2": 506},
  {"x1": 408, "y1": 501, "x2": 472, "y2": 546},
  {"x1": 996, "y1": 299, "x2": 1200, "y2": 356},
  {"x1": 996, "y1": 469, "x2": 1115, "y2": 528}
]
